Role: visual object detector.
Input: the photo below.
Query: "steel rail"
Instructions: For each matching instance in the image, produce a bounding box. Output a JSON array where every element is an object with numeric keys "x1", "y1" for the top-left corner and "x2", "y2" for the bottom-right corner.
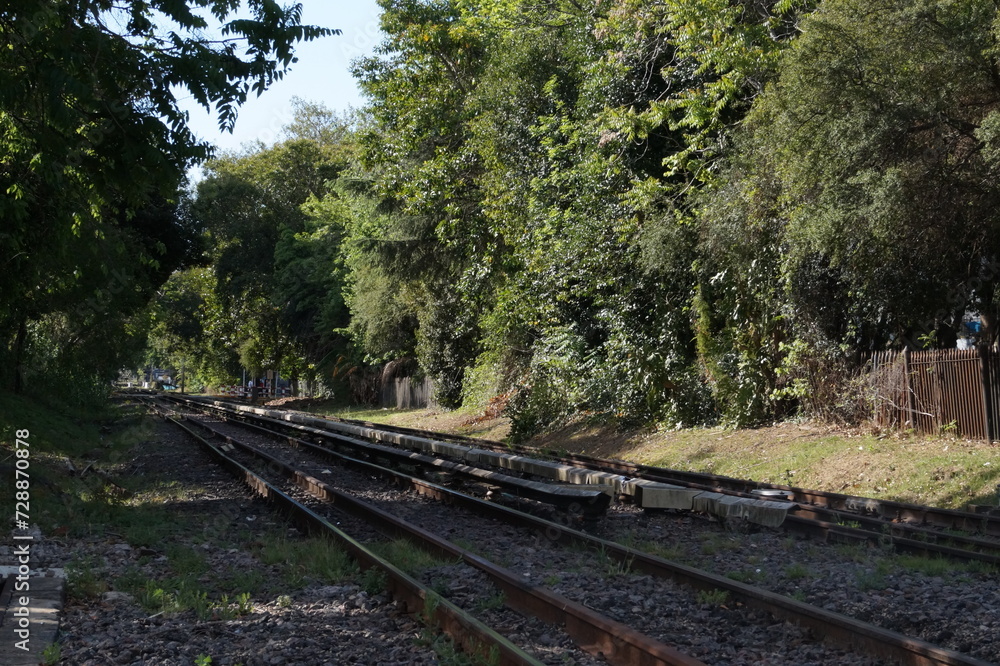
[
  {"x1": 160, "y1": 395, "x2": 610, "y2": 518},
  {"x1": 163, "y1": 394, "x2": 1000, "y2": 564},
  {"x1": 563, "y1": 458, "x2": 1000, "y2": 537},
  {"x1": 240, "y1": 396, "x2": 1000, "y2": 536},
  {"x1": 173, "y1": 405, "x2": 994, "y2": 666},
  {"x1": 166, "y1": 409, "x2": 705, "y2": 666},
  {"x1": 146, "y1": 406, "x2": 545, "y2": 666}
]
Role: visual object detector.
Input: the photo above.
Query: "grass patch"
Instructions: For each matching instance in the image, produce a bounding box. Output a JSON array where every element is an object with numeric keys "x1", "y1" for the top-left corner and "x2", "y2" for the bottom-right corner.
[
  {"x1": 0, "y1": 391, "x2": 207, "y2": 547},
  {"x1": 892, "y1": 555, "x2": 954, "y2": 577},
  {"x1": 293, "y1": 399, "x2": 511, "y2": 441},
  {"x1": 256, "y1": 536, "x2": 357, "y2": 587},
  {"x1": 696, "y1": 588, "x2": 730, "y2": 606},
  {"x1": 637, "y1": 540, "x2": 688, "y2": 563},
  {"x1": 217, "y1": 566, "x2": 269, "y2": 596},
  {"x1": 725, "y1": 568, "x2": 766, "y2": 584},
  {"x1": 41, "y1": 642, "x2": 61, "y2": 665},
  {"x1": 451, "y1": 538, "x2": 484, "y2": 556},
  {"x1": 559, "y1": 421, "x2": 1000, "y2": 510},
  {"x1": 784, "y1": 562, "x2": 810, "y2": 580},
  {"x1": 369, "y1": 538, "x2": 452, "y2": 575},
  {"x1": 416, "y1": 629, "x2": 497, "y2": 666},
  {"x1": 115, "y1": 560, "x2": 256, "y2": 621},
  {"x1": 166, "y1": 544, "x2": 210, "y2": 578},
  {"x1": 594, "y1": 546, "x2": 633, "y2": 577},
  {"x1": 475, "y1": 590, "x2": 506, "y2": 612},
  {"x1": 124, "y1": 579, "x2": 253, "y2": 620},
  {"x1": 699, "y1": 533, "x2": 741, "y2": 556},
  {"x1": 613, "y1": 529, "x2": 676, "y2": 560},
  {"x1": 855, "y1": 569, "x2": 888, "y2": 591},
  {"x1": 361, "y1": 567, "x2": 388, "y2": 595},
  {"x1": 66, "y1": 556, "x2": 110, "y2": 600},
  {"x1": 834, "y1": 543, "x2": 868, "y2": 563}
]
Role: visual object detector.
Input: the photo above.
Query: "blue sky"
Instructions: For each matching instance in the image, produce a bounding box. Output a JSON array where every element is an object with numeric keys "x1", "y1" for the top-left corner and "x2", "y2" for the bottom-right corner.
[{"x1": 178, "y1": 1, "x2": 383, "y2": 155}]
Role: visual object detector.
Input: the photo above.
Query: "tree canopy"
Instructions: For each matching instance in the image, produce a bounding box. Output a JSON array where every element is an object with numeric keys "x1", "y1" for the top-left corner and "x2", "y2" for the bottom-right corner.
[
  {"x1": 14, "y1": 0, "x2": 1000, "y2": 433},
  {"x1": 0, "y1": 1, "x2": 336, "y2": 401}
]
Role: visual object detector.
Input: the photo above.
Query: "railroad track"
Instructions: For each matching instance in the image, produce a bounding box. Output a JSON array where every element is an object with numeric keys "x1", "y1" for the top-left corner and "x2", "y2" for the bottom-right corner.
[
  {"x1": 147, "y1": 400, "x2": 698, "y2": 665},
  {"x1": 300, "y1": 405, "x2": 1000, "y2": 534},
  {"x1": 141, "y1": 394, "x2": 998, "y2": 665},
  {"x1": 154, "y1": 394, "x2": 1000, "y2": 566}
]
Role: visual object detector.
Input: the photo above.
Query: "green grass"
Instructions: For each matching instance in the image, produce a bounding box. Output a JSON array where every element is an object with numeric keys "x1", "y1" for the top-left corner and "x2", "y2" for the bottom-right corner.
[
  {"x1": 784, "y1": 562, "x2": 810, "y2": 580},
  {"x1": 256, "y1": 536, "x2": 358, "y2": 587},
  {"x1": 218, "y1": 567, "x2": 268, "y2": 595},
  {"x1": 855, "y1": 569, "x2": 887, "y2": 591},
  {"x1": 124, "y1": 579, "x2": 253, "y2": 620},
  {"x1": 475, "y1": 590, "x2": 506, "y2": 612},
  {"x1": 834, "y1": 543, "x2": 868, "y2": 563},
  {"x1": 725, "y1": 568, "x2": 767, "y2": 584},
  {"x1": 66, "y1": 556, "x2": 110, "y2": 600},
  {"x1": 166, "y1": 544, "x2": 210, "y2": 578},
  {"x1": 369, "y1": 538, "x2": 451, "y2": 575},
  {"x1": 594, "y1": 546, "x2": 633, "y2": 577},
  {"x1": 451, "y1": 537, "x2": 484, "y2": 556},
  {"x1": 115, "y1": 557, "x2": 257, "y2": 621},
  {"x1": 623, "y1": 425, "x2": 1000, "y2": 511},
  {"x1": 360, "y1": 567, "x2": 388, "y2": 595},
  {"x1": 696, "y1": 588, "x2": 730, "y2": 606},
  {"x1": 416, "y1": 629, "x2": 497, "y2": 666},
  {"x1": 615, "y1": 530, "x2": 687, "y2": 562},
  {"x1": 316, "y1": 403, "x2": 419, "y2": 421},
  {"x1": 640, "y1": 541, "x2": 688, "y2": 563},
  {"x1": 698, "y1": 532, "x2": 741, "y2": 556},
  {"x1": 41, "y1": 642, "x2": 61, "y2": 665},
  {"x1": 0, "y1": 392, "x2": 206, "y2": 548},
  {"x1": 298, "y1": 399, "x2": 510, "y2": 441}
]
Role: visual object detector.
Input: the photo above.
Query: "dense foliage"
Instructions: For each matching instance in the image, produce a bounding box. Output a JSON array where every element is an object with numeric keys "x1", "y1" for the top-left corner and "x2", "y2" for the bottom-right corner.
[
  {"x1": 159, "y1": 0, "x2": 1000, "y2": 435},
  {"x1": 10, "y1": 0, "x2": 1000, "y2": 433},
  {"x1": 0, "y1": 1, "x2": 334, "y2": 403}
]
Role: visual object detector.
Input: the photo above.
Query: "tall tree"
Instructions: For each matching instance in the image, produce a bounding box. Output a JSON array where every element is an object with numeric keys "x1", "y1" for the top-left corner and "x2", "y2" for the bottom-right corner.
[
  {"x1": 748, "y1": 0, "x2": 1000, "y2": 350},
  {"x1": 0, "y1": 1, "x2": 336, "y2": 396},
  {"x1": 183, "y1": 104, "x2": 355, "y2": 387}
]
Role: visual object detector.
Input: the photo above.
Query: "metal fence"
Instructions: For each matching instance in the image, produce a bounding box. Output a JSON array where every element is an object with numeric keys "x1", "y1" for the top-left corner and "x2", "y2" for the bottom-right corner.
[{"x1": 868, "y1": 347, "x2": 1000, "y2": 440}]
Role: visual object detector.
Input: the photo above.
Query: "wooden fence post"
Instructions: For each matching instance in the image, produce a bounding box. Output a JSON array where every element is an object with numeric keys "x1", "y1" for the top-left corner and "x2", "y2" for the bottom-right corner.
[
  {"x1": 903, "y1": 346, "x2": 915, "y2": 430},
  {"x1": 980, "y1": 346, "x2": 996, "y2": 442}
]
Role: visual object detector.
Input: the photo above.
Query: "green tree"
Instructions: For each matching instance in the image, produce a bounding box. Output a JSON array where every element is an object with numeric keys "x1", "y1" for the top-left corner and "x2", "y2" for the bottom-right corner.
[
  {"x1": 750, "y1": 0, "x2": 1000, "y2": 350},
  {"x1": 0, "y1": 1, "x2": 336, "y2": 397},
  {"x1": 346, "y1": 0, "x2": 808, "y2": 428},
  {"x1": 186, "y1": 103, "x2": 356, "y2": 389},
  {"x1": 350, "y1": 0, "x2": 495, "y2": 406}
]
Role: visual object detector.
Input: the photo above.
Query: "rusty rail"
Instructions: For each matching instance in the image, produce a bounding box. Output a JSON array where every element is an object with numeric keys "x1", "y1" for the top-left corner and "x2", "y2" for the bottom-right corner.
[
  {"x1": 178, "y1": 414, "x2": 703, "y2": 666},
  {"x1": 148, "y1": 407, "x2": 545, "y2": 666},
  {"x1": 167, "y1": 403, "x2": 992, "y2": 666}
]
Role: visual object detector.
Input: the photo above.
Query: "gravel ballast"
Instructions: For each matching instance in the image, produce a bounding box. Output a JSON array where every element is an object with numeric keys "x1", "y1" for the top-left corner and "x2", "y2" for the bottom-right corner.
[{"x1": 1, "y1": 413, "x2": 447, "y2": 666}]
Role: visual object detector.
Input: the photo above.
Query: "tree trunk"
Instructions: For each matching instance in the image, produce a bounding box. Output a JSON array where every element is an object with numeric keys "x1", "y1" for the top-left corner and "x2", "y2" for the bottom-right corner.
[
  {"x1": 982, "y1": 310, "x2": 999, "y2": 349},
  {"x1": 12, "y1": 315, "x2": 27, "y2": 394}
]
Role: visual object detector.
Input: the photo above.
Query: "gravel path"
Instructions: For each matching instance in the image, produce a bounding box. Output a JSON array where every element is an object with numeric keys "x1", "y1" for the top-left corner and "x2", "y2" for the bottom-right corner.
[{"x1": 600, "y1": 509, "x2": 1000, "y2": 663}]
